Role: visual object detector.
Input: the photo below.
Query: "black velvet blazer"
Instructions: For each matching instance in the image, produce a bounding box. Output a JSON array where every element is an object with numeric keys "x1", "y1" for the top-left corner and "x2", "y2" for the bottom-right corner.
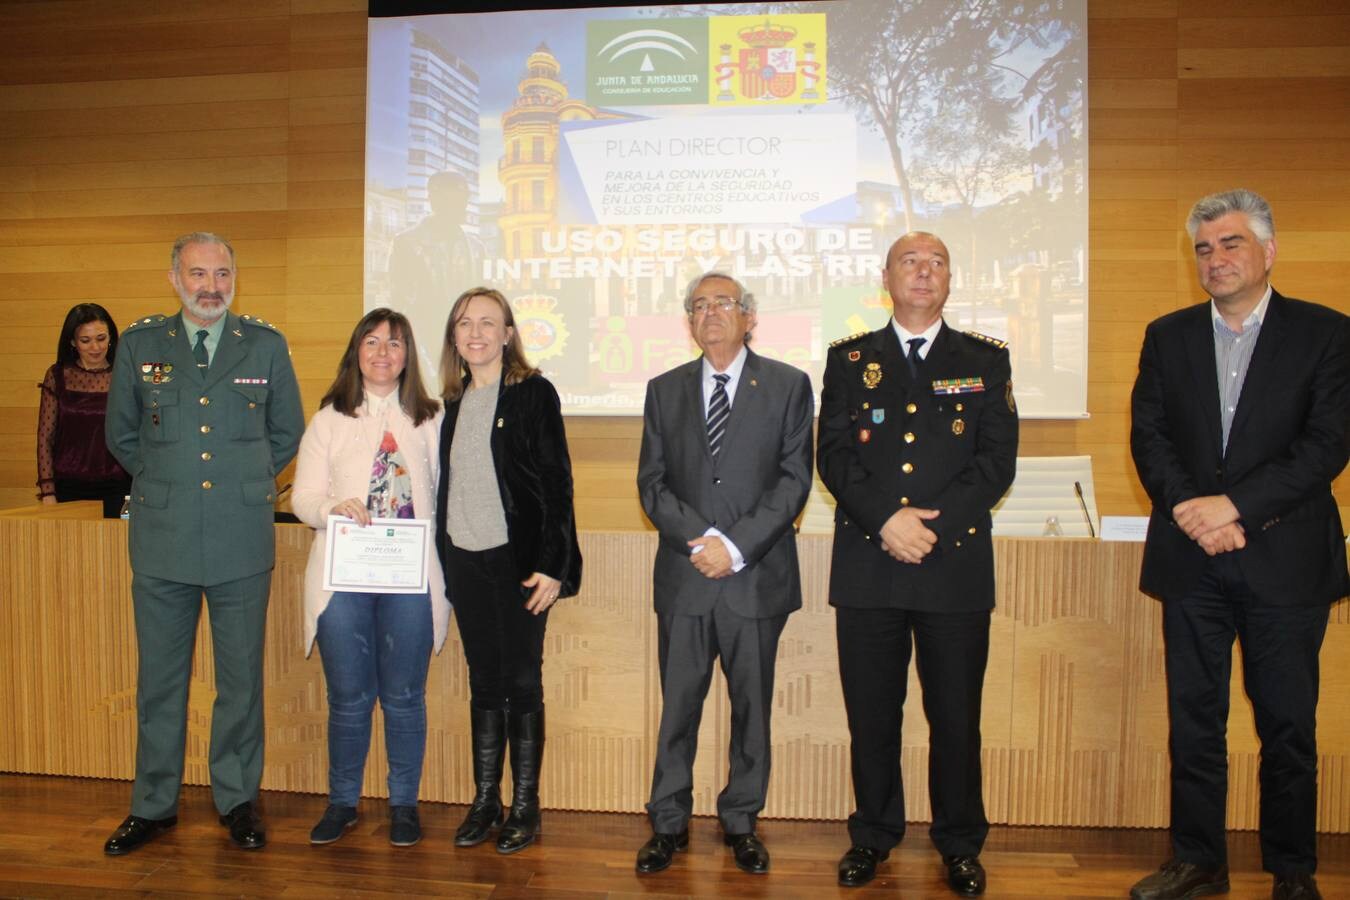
[{"x1": 435, "y1": 373, "x2": 582, "y2": 598}]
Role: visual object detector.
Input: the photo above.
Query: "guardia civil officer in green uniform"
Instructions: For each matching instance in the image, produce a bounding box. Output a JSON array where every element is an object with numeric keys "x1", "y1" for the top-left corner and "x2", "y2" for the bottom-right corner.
[
  {"x1": 818, "y1": 232, "x2": 1018, "y2": 895},
  {"x1": 102, "y1": 232, "x2": 304, "y2": 856}
]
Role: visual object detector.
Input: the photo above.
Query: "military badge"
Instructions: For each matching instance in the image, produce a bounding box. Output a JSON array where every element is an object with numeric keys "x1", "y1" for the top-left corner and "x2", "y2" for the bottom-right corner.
[
  {"x1": 872, "y1": 409, "x2": 885, "y2": 424},
  {"x1": 859, "y1": 428, "x2": 871, "y2": 443},
  {"x1": 141, "y1": 362, "x2": 173, "y2": 384},
  {"x1": 848, "y1": 350, "x2": 861, "y2": 362},
  {"x1": 952, "y1": 418, "x2": 965, "y2": 436},
  {"x1": 863, "y1": 362, "x2": 882, "y2": 390}
]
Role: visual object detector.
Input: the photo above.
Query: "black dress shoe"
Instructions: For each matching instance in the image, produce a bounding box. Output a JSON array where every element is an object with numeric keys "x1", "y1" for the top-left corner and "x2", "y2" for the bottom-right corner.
[
  {"x1": 1130, "y1": 859, "x2": 1229, "y2": 900},
  {"x1": 944, "y1": 855, "x2": 987, "y2": 896},
  {"x1": 635, "y1": 830, "x2": 688, "y2": 874},
  {"x1": 1273, "y1": 872, "x2": 1321, "y2": 900},
  {"x1": 838, "y1": 845, "x2": 889, "y2": 887},
  {"x1": 724, "y1": 832, "x2": 769, "y2": 874},
  {"x1": 219, "y1": 802, "x2": 267, "y2": 850},
  {"x1": 104, "y1": 814, "x2": 177, "y2": 856}
]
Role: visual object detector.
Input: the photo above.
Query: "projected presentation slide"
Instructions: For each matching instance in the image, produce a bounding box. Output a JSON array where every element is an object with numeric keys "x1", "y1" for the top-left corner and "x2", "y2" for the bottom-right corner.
[{"x1": 365, "y1": 1, "x2": 1086, "y2": 416}]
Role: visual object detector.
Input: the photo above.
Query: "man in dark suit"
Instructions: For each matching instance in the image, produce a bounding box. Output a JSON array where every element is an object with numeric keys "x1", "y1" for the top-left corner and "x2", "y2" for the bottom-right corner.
[
  {"x1": 1129, "y1": 190, "x2": 1349, "y2": 900},
  {"x1": 818, "y1": 231, "x2": 1018, "y2": 894},
  {"x1": 102, "y1": 232, "x2": 305, "y2": 855},
  {"x1": 635, "y1": 272, "x2": 814, "y2": 875}
]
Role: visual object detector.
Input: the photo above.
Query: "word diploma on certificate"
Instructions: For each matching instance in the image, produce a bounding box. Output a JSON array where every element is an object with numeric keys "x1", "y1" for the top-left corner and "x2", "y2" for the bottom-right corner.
[{"x1": 323, "y1": 516, "x2": 431, "y2": 594}]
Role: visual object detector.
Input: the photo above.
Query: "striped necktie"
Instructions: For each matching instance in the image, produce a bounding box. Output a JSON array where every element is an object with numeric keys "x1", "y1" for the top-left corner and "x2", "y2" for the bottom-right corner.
[{"x1": 707, "y1": 373, "x2": 730, "y2": 458}]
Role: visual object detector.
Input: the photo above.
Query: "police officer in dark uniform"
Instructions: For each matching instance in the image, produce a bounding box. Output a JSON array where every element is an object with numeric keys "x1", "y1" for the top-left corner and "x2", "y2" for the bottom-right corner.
[
  {"x1": 102, "y1": 232, "x2": 304, "y2": 856},
  {"x1": 818, "y1": 231, "x2": 1018, "y2": 894}
]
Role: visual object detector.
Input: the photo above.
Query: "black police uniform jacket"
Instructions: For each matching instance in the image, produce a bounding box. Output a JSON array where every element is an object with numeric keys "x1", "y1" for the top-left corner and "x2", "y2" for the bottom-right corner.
[{"x1": 818, "y1": 322, "x2": 1019, "y2": 611}]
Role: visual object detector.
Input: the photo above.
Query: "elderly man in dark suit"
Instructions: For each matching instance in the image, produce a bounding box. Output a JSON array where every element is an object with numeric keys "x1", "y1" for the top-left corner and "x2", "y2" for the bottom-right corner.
[
  {"x1": 818, "y1": 231, "x2": 1018, "y2": 895},
  {"x1": 635, "y1": 271, "x2": 814, "y2": 875},
  {"x1": 1129, "y1": 189, "x2": 1349, "y2": 900},
  {"x1": 102, "y1": 232, "x2": 304, "y2": 855}
]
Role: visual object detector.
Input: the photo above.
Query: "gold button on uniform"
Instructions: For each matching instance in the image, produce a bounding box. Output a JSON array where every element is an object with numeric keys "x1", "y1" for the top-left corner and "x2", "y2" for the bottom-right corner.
[
  {"x1": 199, "y1": 397, "x2": 210, "y2": 406},
  {"x1": 900, "y1": 497, "x2": 910, "y2": 506},
  {"x1": 201, "y1": 480, "x2": 213, "y2": 490},
  {"x1": 955, "y1": 402, "x2": 964, "y2": 412},
  {"x1": 248, "y1": 402, "x2": 256, "y2": 409},
  {"x1": 200, "y1": 425, "x2": 211, "y2": 434},
  {"x1": 906, "y1": 402, "x2": 917, "y2": 414},
  {"x1": 901, "y1": 462, "x2": 914, "y2": 474},
  {"x1": 968, "y1": 527, "x2": 977, "y2": 534},
  {"x1": 904, "y1": 432, "x2": 915, "y2": 443},
  {"x1": 201, "y1": 452, "x2": 212, "y2": 461}
]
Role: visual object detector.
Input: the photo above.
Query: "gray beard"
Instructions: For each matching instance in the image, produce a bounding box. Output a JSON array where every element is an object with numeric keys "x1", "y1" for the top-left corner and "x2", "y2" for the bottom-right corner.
[{"x1": 179, "y1": 287, "x2": 234, "y2": 323}]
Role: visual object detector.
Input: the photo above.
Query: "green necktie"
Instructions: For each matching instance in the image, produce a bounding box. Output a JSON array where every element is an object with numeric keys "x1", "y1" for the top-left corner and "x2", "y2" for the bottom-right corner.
[{"x1": 193, "y1": 329, "x2": 209, "y2": 369}]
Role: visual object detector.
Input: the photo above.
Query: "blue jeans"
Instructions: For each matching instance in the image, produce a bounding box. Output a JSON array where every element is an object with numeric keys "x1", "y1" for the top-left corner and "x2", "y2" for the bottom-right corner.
[{"x1": 316, "y1": 591, "x2": 433, "y2": 807}]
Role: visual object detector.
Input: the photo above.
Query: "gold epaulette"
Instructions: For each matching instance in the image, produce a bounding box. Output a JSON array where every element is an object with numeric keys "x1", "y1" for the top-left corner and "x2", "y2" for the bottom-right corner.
[
  {"x1": 239, "y1": 314, "x2": 279, "y2": 332},
  {"x1": 965, "y1": 330, "x2": 1008, "y2": 349},
  {"x1": 124, "y1": 315, "x2": 168, "y2": 332},
  {"x1": 829, "y1": 331, "x2": 869, "y2": 348}
]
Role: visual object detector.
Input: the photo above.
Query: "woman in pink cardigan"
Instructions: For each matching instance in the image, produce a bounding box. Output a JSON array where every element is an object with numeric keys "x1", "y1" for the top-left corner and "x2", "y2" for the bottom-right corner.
[{"x1": 291, "y1": 308, "x2": 449, "y2": 848}]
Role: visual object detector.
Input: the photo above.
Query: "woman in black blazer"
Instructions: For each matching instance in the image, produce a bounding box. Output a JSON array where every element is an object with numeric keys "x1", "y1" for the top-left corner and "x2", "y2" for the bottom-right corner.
[{"x1": 435, "y1": 287, "x2": 581, "y2": 855}]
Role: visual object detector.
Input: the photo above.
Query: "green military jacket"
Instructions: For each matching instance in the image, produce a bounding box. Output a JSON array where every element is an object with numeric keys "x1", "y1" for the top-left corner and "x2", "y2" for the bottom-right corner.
[{"x1": 106, "y1": 310, "x2": 304, "y2": 586}]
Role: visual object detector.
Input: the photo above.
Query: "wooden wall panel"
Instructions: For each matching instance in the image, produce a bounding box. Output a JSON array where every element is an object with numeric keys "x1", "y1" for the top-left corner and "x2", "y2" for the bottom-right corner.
[
  {"x1": 1, "y1": 0, "x2": 1346, "y2": 518},
  {"x1": 3, "y1": 508, "x2": 1348, "y2": 831}
]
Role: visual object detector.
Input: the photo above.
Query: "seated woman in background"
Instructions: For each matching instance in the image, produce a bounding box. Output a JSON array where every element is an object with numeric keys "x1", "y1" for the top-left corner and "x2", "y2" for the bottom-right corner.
[
  {"x1": 292, "y1": 308, "x2": 448, "y2": 848},
  {"x1": 436, "y1": 287, "x2": 581, "y2": 855},
  {"x1": 36, "y1": 303, "x2": 131, "y2": 517}
]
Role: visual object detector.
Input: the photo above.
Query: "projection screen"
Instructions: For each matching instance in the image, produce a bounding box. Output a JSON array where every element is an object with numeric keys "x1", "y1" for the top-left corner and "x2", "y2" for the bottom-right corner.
[{"x1": 365, "y1": 1, "x2": 1087, "y2": 417}]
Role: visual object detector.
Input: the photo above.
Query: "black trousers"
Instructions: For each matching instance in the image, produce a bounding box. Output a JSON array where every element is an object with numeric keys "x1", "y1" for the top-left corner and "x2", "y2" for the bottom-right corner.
[
  {"x1": 836, "y1": 606, "x2": 990, "y2": 856},
  {"x1": 55, "y1": 476, "x2": 130, "y2": 518},
  {"x1": 1162, "y1": 553, "x2": 1329, "y2": 876},
  {"x1": 443, "y1": 543, "x2": 549, "y2": 712}
]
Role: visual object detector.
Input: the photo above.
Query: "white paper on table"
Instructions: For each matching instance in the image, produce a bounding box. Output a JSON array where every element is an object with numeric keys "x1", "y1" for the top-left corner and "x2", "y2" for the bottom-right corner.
[{"x1": 1100, "y1": 516, "x2": 1150, "y2": 542}]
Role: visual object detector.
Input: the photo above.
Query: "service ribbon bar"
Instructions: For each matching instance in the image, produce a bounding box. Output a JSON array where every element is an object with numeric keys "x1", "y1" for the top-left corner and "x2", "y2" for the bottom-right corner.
[{"x1": 931, "y1": 377, "x2": 985, "y2": 394}]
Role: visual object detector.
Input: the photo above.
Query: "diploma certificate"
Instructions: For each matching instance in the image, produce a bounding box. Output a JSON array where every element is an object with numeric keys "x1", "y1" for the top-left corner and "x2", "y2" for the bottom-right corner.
[{"x1": 322, "y1": 516, "x2": 431, "y2": 594}]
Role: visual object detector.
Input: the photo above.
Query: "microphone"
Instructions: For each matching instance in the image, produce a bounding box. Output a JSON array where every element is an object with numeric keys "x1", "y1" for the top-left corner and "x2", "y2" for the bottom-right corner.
[{"x1": 1074, "y1": 481, "x2": 1096, "y2": 538}]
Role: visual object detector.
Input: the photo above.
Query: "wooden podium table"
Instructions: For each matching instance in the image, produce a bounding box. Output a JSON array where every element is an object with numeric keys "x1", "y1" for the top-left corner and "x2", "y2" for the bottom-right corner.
[{"x1": 2, "y1": 503, "x2": 1346, "y2": 831}]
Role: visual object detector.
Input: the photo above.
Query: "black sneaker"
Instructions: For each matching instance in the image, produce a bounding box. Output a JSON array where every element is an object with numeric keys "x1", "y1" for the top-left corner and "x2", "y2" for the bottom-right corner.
[
  {"x1": 309, "y1": 805, "x2": 358, "y2": 845},
  {"x1": 390, "y1": 805, "x2": 421, "y2": 847}
]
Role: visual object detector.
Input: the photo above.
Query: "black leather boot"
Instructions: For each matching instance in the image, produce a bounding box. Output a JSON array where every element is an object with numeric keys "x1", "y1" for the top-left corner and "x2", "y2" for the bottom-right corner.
[
  {"x1": 496, "y1": 707, "x2": 544, "y2": 854},
  {"x1": 455, "y1": 706, "x2": 506, "y2": 847}
]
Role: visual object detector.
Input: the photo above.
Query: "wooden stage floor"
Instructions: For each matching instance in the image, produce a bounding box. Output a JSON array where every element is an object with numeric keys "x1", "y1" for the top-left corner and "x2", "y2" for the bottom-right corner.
[{"x1": 1, "y1": 775, "x2": 1346, "y2": 898}]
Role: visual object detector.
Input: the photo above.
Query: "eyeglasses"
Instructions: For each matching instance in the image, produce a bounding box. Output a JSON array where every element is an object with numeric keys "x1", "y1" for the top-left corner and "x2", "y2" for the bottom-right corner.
[{"x1": 690, "y1": 296, "x2": 742, "y2": 315}]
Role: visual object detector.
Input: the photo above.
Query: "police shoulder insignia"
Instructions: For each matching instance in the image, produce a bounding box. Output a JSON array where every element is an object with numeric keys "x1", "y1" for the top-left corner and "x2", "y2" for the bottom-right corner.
[
  {"x1": 965, "y1": 330, "x2": 1008, "y2": 349},
  {"x1": 830, "y1": 331, "x2": 869, "y2": 349}
]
